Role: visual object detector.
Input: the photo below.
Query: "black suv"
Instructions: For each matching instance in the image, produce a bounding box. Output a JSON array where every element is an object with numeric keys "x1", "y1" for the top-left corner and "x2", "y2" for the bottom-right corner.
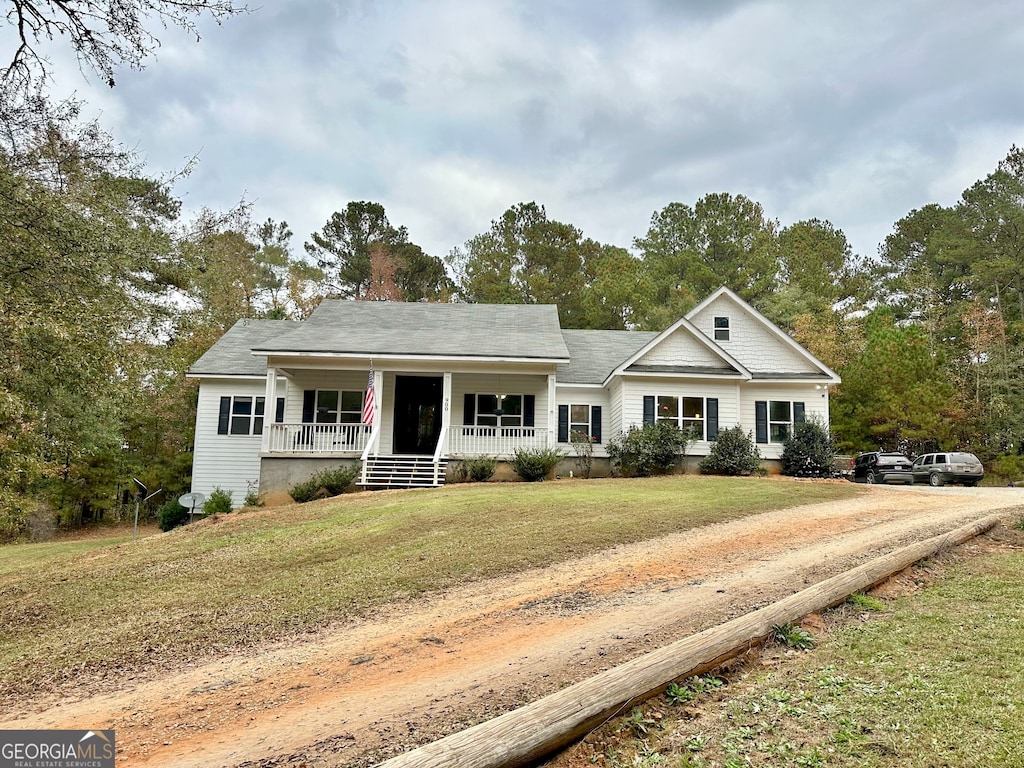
[
  {"x1": 911, "y1": 452, "x2": 984, "y2": 487},
  {"x1": 850, "y1": 452, "x2": 914, "y2": 484}
]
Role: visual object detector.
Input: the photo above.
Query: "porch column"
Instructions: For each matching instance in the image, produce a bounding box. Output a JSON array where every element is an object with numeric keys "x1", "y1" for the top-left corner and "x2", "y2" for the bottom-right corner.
[
  {"x1": 262, "y1": 366, "x2": 278, "y2": 452},
  {"x1": 441, "y1": 371, "x2": 452, "y2": 435},
  {"x1": 547, "y1": 373, "x2": 556, "y2": 448},
  {"x1": 373, "y1": 367, "x2": 384, "y2": 429}
]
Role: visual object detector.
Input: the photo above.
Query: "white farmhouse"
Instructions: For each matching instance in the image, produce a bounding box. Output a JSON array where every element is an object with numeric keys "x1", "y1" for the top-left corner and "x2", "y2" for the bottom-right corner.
[{"x1": 187, "y1": 286, "x2": 840, "y2": 503}]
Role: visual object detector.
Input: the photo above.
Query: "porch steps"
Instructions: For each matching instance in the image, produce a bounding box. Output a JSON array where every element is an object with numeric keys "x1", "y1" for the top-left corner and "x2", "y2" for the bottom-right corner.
[{"x1": 358, "y1": 455, "x2": 448, "y2": 490}]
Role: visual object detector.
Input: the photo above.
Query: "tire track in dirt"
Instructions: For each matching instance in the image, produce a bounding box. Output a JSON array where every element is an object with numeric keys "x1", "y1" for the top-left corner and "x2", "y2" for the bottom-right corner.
[{"x1": 3, "y1": 486, "x2": 1021, "y2": 768}]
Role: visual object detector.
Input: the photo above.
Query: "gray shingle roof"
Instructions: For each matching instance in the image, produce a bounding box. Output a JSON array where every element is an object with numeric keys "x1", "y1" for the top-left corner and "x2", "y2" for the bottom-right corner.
[
  {"x1": 189, "y1": 319, "x2": 298, "y2": 376},
  {"x1": 557, "y1": 329, "x2": 658, "y2": 385},
  {"x1": 253, "y1": 301, "x2": 570, "y2": 360}
]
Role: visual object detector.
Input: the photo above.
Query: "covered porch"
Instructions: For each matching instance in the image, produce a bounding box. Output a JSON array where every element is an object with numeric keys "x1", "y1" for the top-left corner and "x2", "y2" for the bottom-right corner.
[{"x1": 259, "y1": 363, "x2": 557, "y2": 487}]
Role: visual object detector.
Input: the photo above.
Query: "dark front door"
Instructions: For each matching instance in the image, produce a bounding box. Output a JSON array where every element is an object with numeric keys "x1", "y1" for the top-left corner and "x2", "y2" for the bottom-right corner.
[{"x1": 393, "y1": 375, "x2": 443, "y2": 455}]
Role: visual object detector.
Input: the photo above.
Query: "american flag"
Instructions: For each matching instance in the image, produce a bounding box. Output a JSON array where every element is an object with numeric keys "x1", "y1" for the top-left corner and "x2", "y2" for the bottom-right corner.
[{"x1": 362, "y1": 366, "x2": 375, "y2": 425}]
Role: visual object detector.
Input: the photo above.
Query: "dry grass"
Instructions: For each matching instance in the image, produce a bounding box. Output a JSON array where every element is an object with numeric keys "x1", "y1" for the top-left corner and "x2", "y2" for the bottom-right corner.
[
  {"x1": 0, "y1": 476, "x2": 858, "y2": 697},
  {"x1": 559, "y1": 524, "x2": 1024, "y2": 768}
]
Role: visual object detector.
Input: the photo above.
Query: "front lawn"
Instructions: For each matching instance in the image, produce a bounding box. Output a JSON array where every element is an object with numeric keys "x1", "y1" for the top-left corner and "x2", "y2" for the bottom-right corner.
[{"x1": 0, "y1": 476, "x2": 858, "y2": 697}]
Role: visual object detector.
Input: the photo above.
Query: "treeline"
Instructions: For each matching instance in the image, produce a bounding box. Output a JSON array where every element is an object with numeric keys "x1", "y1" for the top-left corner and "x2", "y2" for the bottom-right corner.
[{"x1": 3, "y1": 106, "x2": 1024, "y2": 536}]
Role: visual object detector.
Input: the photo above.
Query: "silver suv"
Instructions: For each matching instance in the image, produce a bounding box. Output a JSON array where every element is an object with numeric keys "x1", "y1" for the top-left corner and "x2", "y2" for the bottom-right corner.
[{"x1": 911, "y1": 452, "x2": 984, "y2": 487}]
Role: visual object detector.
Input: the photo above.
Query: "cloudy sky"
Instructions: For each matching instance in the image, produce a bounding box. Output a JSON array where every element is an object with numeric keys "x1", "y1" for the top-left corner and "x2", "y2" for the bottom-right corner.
[{"x1": 32, "y1": 0, "x2": 1024, "y2": 263}]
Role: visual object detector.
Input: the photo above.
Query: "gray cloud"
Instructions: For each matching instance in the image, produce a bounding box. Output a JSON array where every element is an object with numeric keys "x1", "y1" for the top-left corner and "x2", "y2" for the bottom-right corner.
[{"x1": 34, "y1": 0, "x2": 1024, "y2": 265}]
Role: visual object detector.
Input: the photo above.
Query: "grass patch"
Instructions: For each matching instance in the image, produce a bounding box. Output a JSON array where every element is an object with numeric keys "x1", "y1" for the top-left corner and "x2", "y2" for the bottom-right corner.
[
  {"x1": 0, "y1": 476, "x2": 856, "y2": 697},
  {"x1": 571, "y1": 538, "x2": 1024, "y2": 767}
]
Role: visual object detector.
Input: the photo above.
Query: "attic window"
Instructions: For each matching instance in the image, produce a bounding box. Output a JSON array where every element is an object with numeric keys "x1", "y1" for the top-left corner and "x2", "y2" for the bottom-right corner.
[{"x1": 714, "y1": 316, "x2": 730, "y2": 341}]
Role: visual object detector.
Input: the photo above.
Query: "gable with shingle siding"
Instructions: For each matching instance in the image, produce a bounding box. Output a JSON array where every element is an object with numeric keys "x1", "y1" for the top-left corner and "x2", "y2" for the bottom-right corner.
[{"x1": 689, "y1": 294, "x2": 817, "y2": 374}]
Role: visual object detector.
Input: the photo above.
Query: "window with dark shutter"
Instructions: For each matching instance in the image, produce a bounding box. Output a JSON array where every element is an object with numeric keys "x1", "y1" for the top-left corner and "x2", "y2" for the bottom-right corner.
[
  {"x1": 218, "y1": 396, "x2": 231, "y2": 435},
  {"x1": 706, "y1": 398, "x2": 719, "y2": 440},
  {"x1": 755, "y1": 401, "x2": 768, "y2": 444},
  {"x1": 643, "y1": 396, "x2": 655, "y2": 425},
  {"x1": 557, "y1": 405, "x2": 569, "y2": 443},
  {"x1": 524, "y1": 395, "x2": 535, "y2": 428},
  {"x1": 794, "y1": 402, "x2": 806, "y2": 423},
  {"x1": 591, "y1": 406, "x2": 602, "y2": 444}
]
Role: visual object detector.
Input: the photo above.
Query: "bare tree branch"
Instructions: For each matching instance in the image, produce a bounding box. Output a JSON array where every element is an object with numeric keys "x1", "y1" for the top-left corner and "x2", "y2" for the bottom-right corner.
[{"x1": 3, "y1": 0, "x2": 248, "y2": 91}]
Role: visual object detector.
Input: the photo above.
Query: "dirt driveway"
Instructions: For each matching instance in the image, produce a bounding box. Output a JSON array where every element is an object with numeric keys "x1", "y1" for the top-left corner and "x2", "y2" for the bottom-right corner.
[{"x1": 3, "y1": 485, "x2": 1022, "y2": 767}]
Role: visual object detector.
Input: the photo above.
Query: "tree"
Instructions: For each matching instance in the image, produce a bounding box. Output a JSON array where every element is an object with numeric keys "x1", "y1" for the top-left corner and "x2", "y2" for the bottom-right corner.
[
  {"x1": 0, "y1": 119, "x2": 182, "y2": 536},
  {"x1": 448, "y1": 202, "x2": 633, "y2": 328},
  {"x1": 3, "y1": 0, "x2": 246, "y2": 92},
  {"x1": 830, "y1": 308, "x2": 962, "y2": 455},
  {"x1": 305, "y1": 201, "x2": 446, "y2": 301},
  {"x1": 760, "y1": 218, "x2": 863, "y2": 330},
  {"x1": 634, "y1": 193, "x2": 780, "y2": 328}
]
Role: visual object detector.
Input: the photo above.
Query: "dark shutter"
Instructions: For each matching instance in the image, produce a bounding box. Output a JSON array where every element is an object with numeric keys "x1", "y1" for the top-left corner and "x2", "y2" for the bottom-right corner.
[
  {"x1": 755, "y1": 400, "x2": 768, "y2": 444},
  {"x1": 591, "y1": 406, "x2": 602, "y2": 444},
  {"x1": 464, "y1": 393, "x2": 476, "y2": 425},
  {"x1": 302, "y1": 390, "x2": 315, "y2": 423},
  {"x1": 523, "y1": 395, "x2": 535, "y2": 427},
  {"x1": 643, "y1": 396, "x2": 655, "y2": 426},
  {"x1": 275, "y1": 397, "x2": 285, "y2": 423},
  {"x1": 557, "y1": 404, "x2": 569, "y2": 443},
  {"x1": 218, "y1": 396, "x2": 231, "y2": 435},
  {"x1": 794, "y1": 402, "x2": 806, "y2": 424},
  {"x1": 706, "y1": 398, "x2": 719, "y2": 440}
]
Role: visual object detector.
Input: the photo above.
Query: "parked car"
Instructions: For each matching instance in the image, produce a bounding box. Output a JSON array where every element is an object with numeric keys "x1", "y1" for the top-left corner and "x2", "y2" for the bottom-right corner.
[
  {"x1": 850, "y1": 452, "x2": 914, "y2": 484},
  {"x1": 911, "y1": 452, "x2": 985, "y2": 487}
]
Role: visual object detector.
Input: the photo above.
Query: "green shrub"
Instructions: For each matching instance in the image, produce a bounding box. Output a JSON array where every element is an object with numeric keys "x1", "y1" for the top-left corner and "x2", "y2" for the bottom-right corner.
[
  {"x1": 158, "y1": 499, "x2": 191, "y2": 532},
  {"x1": 781, "y1": 418, "x2": 835, "y2": 477},
  {"x1": 511, "y1": 447, "x2": 565, "y2": 482},
  {"x1": 465, "y1": 455, "x2": 497, "y2": 482},
  {"x1": 992, "y1": 452, "x2": 1024, "y2": 483},
  {"x1": 202, "y1": 487, "x2": 234, "y2": 515},
  {"x1": 700, "y1": 426, "x2": 762, "y2": 476},
  {"x1": 606, "y1": 422, "x2": 695, "y2": 477},
  {"x1": 290, "y1": 464, "x2": 361, "y2": 503}
]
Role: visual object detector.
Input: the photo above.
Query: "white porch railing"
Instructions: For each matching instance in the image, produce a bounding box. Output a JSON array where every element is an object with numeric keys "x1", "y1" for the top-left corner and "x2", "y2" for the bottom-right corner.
[
  {"x1": 446, "y1": 426, "x2": 550, "y2": 457},
  {"x1": 265, "y1": 422, "x2": 371, "y2": 454}
]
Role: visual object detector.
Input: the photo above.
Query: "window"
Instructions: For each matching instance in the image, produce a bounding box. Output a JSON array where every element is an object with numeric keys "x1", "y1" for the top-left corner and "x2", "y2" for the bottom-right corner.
[
  {"x1": 681, "y1": 397, "x2": 704, "y2": 436},
  {"x1": 754, "y1": 400, "x2": 805, "y2": 443},
  {"x1": 475, "y1": 394, "x2": 523, "y2": 427},
  {"x1": 769, "y1": 401, "x2": 791, "y2": 442},
  {"x1": 570, "y1": 404, "x2": 591, "y2": 438},
  {"x1": 642, "y1": 395, "x2": 717, "y2": 440},
  {"x1": 656, "y1": 395, "x2": 678, "y2": 426},
  {"x1": 218, "y1": 396, "x2": 266, "y2": 436},
  {"x1": 714, "y1": 316, "x2": 730, "y2": 341},
  {"x1": 558, "y1": 404, "x2": 603, "y2": 443},
  {"x1": 314, "y1": 390, "x2": 365, "y2": 424}
]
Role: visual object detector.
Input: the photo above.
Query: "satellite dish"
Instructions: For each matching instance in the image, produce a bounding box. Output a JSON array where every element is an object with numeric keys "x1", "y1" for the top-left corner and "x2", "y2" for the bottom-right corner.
[{"x1": 178, "y1": 492, "x2": 206, "y2": 509}]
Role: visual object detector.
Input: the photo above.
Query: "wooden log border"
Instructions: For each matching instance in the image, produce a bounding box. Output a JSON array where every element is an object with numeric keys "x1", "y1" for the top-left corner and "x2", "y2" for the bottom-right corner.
[{"x1": 377, "y1": 514, "x2": 1002, "y2": 768}]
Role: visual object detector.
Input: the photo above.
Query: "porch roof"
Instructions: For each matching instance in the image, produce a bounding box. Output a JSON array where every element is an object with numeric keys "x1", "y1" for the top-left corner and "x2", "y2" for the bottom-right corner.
[{"x1": 253, "y1": 301, "x2": 571, "y2": 361}]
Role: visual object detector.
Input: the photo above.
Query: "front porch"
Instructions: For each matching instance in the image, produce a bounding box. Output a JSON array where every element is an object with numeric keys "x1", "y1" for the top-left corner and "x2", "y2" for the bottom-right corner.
[{"x1": 259, "y1": 365, "x2": 558, "y2": 489}]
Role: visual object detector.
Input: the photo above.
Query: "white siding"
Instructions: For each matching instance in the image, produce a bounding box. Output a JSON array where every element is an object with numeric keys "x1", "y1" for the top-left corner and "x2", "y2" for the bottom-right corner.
[
  {"x1": 192, "y1": 379, "x2": 266, "y2": 507},
  {"x1": 741, "y1": 384, "x2": 830, "y2": 459},
  {"x1": 451, "y1": 372, "x2": 550, "y2": 427},
  {"x1": 635, "y1": 327, "x2": 725, "y2": 367},
  {"x1": 608, "y1": 378, "x2": 624, "y2": 440},
  {"x1": 555, "y1": 386, "x2": 611, "y2": 455},
  {"x1": 619, "y1": 377, "x2": 741, "y2": 456},
  {"x1": 691, "y1": 295, "x2": 813, "y2": 374}
]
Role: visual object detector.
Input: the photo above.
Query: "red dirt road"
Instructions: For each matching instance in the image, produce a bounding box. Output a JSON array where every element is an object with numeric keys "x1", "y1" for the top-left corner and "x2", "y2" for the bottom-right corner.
[{"x1": 4, "y1": 484, "x2": 1022, "y2": 767}]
